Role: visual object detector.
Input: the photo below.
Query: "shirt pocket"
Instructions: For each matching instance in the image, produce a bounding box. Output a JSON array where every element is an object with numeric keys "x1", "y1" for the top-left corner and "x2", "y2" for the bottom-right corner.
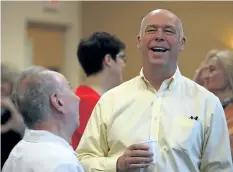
[{"x1": 169, "y1": 116, "x2": 200, "y2": 151}]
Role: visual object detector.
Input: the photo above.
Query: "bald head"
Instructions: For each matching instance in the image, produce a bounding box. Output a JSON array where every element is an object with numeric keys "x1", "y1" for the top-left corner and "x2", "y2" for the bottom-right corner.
[
  {"x1": 139, "y1": 9, "x2": 184, "y2": 39},
  {"x1": 137, "y1": 9, "x2": 186, "y2": 76},
  {"x1": 43, "y1": 70, "x2": 67, "y2": 87}
]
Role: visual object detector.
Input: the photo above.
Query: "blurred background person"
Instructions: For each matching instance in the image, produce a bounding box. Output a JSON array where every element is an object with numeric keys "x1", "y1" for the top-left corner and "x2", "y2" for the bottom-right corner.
[
  {"x1": 71, "y1": 32, "x2": 127, "y2": 150},
  {"x1": 194, "y1": 49, "x2": 233, "y2": 157},
  {"x1": 1, "y1": 63, "x2": 25, "y2": 169}
]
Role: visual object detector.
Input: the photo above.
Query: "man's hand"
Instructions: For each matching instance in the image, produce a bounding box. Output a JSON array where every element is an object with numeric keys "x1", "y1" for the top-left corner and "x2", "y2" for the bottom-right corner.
[
  {"x1": 117, "y1": 143, "x2": 153, "y2": 172},
  {"x1": 1, "y1": 96, "x2": 16, "y2": 110},
  {"x1": 1, "y1": 97, "x2": 25, "y2": 135},
  {"x1": 193, "y1": 62, "x2": 209, "y2": 85}
]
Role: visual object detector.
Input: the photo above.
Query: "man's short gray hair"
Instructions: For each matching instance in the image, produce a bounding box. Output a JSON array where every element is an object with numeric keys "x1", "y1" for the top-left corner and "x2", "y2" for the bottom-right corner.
[{"x1": 12, "y1": 66, "x2": 62, "y2": 129}]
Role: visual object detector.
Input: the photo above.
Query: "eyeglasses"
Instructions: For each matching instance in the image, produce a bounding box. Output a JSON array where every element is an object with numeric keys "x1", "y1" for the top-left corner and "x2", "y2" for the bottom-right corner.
[{"x1": 116, "y1": 54, "x2": 127, "y2": 62}]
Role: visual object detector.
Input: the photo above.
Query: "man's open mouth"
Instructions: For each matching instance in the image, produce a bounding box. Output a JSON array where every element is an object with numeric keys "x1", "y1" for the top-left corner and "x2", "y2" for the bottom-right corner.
[{"x1": 151, "y1": 47, "x2": 169, "y2": 53}]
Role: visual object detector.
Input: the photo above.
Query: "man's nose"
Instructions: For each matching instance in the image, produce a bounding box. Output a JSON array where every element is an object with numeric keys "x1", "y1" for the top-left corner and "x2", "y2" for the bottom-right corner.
[
  {"x1": 154, "y1": 29, "x2": 165, "y2": 42},
  {"x1": 122, "y1": 60, "x2": 126, "y2": 68}
]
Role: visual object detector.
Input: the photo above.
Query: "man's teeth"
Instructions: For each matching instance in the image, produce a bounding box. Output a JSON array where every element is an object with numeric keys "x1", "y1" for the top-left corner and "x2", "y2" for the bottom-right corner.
[{"x1": 151, "y1": 47, "x2": 167, "y2": 52}]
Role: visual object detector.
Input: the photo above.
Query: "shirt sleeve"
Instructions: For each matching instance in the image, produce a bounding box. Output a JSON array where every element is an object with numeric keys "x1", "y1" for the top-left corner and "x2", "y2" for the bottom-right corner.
[
  {"x1": 200, "y1": 98, "x2": 233, "y2": 171},
  {"x1": 76, "y1": 95, "x2": 118, "y2": 172}
]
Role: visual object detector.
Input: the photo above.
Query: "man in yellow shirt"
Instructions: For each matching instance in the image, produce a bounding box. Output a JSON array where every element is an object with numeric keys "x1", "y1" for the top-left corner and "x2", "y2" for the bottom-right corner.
[{"x1": 77, "y1": 9, "x2": 233, "y2": 172}]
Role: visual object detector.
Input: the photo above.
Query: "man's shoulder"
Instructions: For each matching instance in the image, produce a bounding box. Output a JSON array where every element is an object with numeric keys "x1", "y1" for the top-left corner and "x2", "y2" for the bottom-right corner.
[
  {"x1": 4, "y1": 148, "x2": 81, "y2": 172},
  {"x1": 42, "y1": 145, "x2": 82, "y2": 171},
  {"x1": 43, "y1": 143, "x2": 77, "y2": 161},
  {"x1": 33, "y1": 143, "x2": 79, "y2": 170},
  {"x1": 107, "y1": 76, "x2": 140, "y2": 94},
  {"x1": 4, "y1": 137, "x2": 81, "y2": 172},
  {"x1": 19, "y1": 141, "x2": 77, "y2": 164},
  {"x1": 181, "y1": 76, "x2": 218, "y2": 103},
  {"x1": 52, "y1": 163, "x2": 84, "y2": 172},
  {"x1": 99, "y1": 76, "x2": 140, "y2": 101},
  {"x1": 74, "y1": 79, "x2": 140, "y2": 109}
]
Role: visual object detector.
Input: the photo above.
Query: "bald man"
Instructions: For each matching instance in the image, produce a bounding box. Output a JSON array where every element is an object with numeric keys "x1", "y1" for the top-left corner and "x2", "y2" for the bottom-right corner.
[
  {"x1": 2, "y1": 66, "x2": 84, "y2": 172},
  {"x1": 77, "y1": 9, "x2": 232, "y2": 172}
]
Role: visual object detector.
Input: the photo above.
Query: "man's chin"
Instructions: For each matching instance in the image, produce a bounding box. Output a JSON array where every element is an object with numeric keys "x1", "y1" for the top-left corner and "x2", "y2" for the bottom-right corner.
[{"x1": 149, "y1": 58, "x2": 168, "y2": 66}]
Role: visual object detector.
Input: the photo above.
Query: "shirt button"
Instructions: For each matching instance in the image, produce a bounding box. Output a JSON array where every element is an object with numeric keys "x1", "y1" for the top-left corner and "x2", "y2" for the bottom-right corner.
[{"x1": 162, "y1": 146, "x2": 168, "y2": 152}]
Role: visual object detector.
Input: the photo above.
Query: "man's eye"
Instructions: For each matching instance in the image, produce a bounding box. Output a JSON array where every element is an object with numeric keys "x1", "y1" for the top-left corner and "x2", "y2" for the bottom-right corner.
[
  {"x1": 164, "y1": 29, "x2": 175, "y2": 35},
  {"x1": 146, "y1": 29, "x2": 156, "y2": 33}
]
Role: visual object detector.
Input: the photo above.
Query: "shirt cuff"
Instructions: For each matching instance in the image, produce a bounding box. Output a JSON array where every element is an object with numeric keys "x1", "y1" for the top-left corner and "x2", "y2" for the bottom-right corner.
[{"x1": 106, "y1": 156, "x2": 118, "y2": 172}]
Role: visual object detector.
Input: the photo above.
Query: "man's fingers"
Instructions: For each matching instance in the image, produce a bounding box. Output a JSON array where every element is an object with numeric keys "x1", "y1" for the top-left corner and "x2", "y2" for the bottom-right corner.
[
  {"x1": 118, "y1": 143, "x2": 154, "y2": 171},
  {"x1": 129, "y1": 143, "x2": 149, "y2": 151},
  {"x1": 1, "y1": 124, "x2": 11, "y2": 133},
  {"x1": 129, "y1": 150, "x2": 153, "y2": 157},
  {"x1": 126, "y1": 157, "x2": 153, "y2": 165},
  {"x1": 127, "y1": 163, "x2": 151, "y2": 169}
]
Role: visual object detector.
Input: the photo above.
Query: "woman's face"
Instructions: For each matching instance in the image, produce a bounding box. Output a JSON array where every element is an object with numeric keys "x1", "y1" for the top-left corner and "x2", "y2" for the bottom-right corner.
[{"x1": 202, "y1": 56, "x2": 227, "y2": 92}]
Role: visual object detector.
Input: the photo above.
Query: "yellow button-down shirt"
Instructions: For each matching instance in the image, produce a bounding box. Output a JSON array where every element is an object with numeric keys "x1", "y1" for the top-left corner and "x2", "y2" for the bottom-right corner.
[{"x1": 77, "y1": 68, "x2": 233, "y2": 172}]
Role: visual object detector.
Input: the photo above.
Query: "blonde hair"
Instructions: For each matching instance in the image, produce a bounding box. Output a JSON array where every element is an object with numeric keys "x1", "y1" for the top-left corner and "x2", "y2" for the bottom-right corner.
[
  {"x1": 205, "y1": 49, "x2": 233, "y2": 96},
  {"x1": 1, "y1": 62, "x2": 20, "y2": 93}
]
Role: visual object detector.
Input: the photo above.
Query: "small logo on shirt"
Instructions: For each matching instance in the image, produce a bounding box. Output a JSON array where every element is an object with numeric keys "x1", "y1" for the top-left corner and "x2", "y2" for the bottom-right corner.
[{"x1": 189, "y1": 116, "x2": 198, "y2": 121}]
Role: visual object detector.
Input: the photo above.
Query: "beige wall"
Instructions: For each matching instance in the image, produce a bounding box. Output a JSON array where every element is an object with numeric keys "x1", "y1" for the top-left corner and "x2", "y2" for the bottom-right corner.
[
  {"x1": 82, "y1": 1, "x2": 233, "y2": 81},
  {"x1": 1, "y1": 1, "x2": 82, "y2": 88},
  {"x1": 2, "y1": 1, "x2": 233, "y2": 85}
]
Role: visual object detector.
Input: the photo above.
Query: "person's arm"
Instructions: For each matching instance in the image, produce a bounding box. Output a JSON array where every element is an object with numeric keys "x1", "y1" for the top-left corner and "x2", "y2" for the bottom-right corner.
[
  {"x1": 76, "y1": 97, "x2": 118, "y2": 172},
  {"x1": 200, "y1": 98, "x2": 233, "y2": 171}
]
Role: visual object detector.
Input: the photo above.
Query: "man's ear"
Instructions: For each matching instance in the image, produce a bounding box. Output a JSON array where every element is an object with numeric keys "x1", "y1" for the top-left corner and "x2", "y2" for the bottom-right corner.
[
  {"x1": 103, "y1": 54, "x2": 113, "y2": 67},
  {"x1": 180, "y1": 37, "x2": 186, "y2": 51},
  {"x1": 50, "y1": 93, "x2": 65, "y2": 114}
]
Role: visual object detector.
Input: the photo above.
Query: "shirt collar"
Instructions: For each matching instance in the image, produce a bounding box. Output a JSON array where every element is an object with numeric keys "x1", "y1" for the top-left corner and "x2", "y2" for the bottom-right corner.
[
  {"x1": 140, "y1": 66, "x2": 182, "y2": 93},
  {"x1": 23, "y1": 129, "x2": 74, "y2": 152}
]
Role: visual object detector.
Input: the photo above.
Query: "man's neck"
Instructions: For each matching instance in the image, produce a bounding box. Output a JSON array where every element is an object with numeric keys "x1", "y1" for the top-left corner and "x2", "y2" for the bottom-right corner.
[
  {"x1": 83, "y1": 72, "x2": 114, "y2": 95},
  {"x1": 143, "y1": 65, "x2": 176, "y2": 90},
  {"x1": 33, "y1": 121, "x2": 70, "y2": 143}
]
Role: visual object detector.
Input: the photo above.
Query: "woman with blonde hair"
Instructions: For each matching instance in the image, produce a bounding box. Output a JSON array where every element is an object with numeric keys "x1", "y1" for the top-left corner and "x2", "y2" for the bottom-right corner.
[{"x1": 194, "y1": 49, "x2": 233, "y2": 157}]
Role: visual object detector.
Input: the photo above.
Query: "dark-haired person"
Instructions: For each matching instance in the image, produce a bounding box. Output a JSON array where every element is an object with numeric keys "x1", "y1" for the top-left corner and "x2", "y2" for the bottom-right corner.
[{"x1": 71, "y1": 32, "x2": 127, "y2": 149}]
